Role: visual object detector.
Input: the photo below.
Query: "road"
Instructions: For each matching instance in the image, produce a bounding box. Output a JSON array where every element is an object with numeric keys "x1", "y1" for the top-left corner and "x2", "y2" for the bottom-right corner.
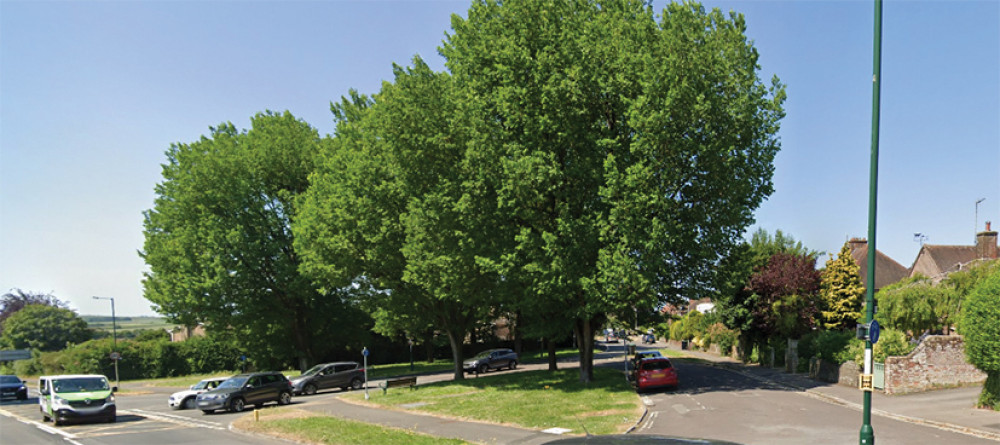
[{"x1": 634, "y1": 358, "x2": 998, "y2": 445}]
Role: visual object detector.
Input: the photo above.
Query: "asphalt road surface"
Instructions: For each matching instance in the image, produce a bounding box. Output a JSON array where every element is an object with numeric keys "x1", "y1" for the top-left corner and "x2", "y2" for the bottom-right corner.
[{"x1": 635, "y1": 358, "x2": 999, "y2": 445}]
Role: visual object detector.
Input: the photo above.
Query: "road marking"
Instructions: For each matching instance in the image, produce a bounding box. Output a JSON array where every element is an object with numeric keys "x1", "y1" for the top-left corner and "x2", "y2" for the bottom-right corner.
[
  {"x1": 122, "y1": 408, "x2": 225, "y2": 430},
  {"x1": 0, "y1": 408, "x2": 84, "y2": 445},
  {"x1": 672, "y1": 404, "x2": 689, "y2": 415},
  {"x1": 641, "y1": 396, "x2": 654, "y2": 406},
  {"x1": 541, "y1": 427, "x2": 572, "y2": 435},
  {"x1": 640, "y1": 411, "x2": 658, "y2": 431}
]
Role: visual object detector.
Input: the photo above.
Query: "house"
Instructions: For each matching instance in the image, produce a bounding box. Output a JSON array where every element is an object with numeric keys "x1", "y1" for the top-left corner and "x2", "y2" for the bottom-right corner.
[
  {"x1": 846, "y1": 238, "x2": 910, "y2": 293},
  {"x1": 909, "y1": 222, "x2": 998, "y2": 282},
  {"x1": 166, "y1": 324, "x2": 206, "y2": 342}
]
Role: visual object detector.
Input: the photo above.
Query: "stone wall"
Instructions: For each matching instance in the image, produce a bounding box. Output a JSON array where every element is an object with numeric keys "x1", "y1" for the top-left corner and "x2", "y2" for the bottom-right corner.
[{"x1": 884, "y1": 335, "x2": 986, "y2": 395}]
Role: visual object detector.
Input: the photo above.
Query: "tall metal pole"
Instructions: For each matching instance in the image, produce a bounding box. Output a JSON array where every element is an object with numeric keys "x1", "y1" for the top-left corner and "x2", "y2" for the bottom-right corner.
[
  {"x1": 861, "y1": 1, "x2": 883, "y2": 444},
  {"x1": 93, "y1": 296, "x2": 119, "y2": 388}
]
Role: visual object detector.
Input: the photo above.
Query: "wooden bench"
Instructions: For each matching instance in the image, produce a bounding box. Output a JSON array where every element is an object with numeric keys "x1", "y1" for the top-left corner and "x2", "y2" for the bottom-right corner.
[{"x1": 379, "y1": 376, "x2": 417, "y2": 394}]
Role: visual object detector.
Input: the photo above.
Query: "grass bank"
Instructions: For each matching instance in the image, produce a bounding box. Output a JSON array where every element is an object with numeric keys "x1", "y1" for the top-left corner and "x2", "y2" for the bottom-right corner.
[
  {"x1": 342, "y1": 367, "x2": 641, "y2": 435},
  {"x1": 233, "y1": 408, "x2": 470, "y2": 445}
]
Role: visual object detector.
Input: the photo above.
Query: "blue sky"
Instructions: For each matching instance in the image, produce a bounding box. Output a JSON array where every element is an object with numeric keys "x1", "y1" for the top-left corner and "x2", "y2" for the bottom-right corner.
[{"x1": 2, "y1": 0, "x2": 997, "y2": 316}]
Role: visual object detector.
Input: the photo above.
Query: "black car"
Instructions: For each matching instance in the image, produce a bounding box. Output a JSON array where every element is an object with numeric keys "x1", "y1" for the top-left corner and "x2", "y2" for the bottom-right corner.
[
  {"x1": 195, "y1": 372, "x2": 292, "y2": 413},
  {"x1": 463, "y1": 348, "x2": 519, "y2": 374},
  {"x1": 0, "y1": 375, "x2": 28, "y2": 400},
  {"x1": 289, "y1": 362, "x2": 365, "y2": 395}
]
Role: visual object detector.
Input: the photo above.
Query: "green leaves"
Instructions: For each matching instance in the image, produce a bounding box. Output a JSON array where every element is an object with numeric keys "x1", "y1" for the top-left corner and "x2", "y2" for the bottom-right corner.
[{"x1": 820, "y1": 243, "x2": 865, "y2": 330}]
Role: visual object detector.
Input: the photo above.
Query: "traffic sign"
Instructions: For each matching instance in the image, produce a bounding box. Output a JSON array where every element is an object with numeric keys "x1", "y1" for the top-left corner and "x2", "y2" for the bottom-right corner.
[
  {"x1": 868, "y1": 320, "x2": 880, "y2": 344},
  {"x1": 110, "y1": 352, "x2": 121, "y2": 360},
  {"x1": 362, "y1": 347, "x2": 369, "y2": 357},
  {"x1": 0, "y1": 349, "x2": 31, "y2": 361}
]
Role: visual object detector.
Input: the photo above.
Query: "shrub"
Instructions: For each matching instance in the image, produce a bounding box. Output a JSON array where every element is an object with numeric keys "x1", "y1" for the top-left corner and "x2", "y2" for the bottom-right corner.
[
  {"x1": 960, "y1": 267, "x2": 1000, "y2": 409},
  {"x1": 845, "y1": 328, "x2": 914, "y2": 366},
  {"x1": 705, "y1": 323, "x2": 738, "y2": 355}
]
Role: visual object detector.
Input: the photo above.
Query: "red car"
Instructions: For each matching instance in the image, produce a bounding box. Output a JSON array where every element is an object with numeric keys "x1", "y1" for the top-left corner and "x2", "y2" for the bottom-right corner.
[{"x1": 633, "y1": 357, "x2": 679, "y2": 391}]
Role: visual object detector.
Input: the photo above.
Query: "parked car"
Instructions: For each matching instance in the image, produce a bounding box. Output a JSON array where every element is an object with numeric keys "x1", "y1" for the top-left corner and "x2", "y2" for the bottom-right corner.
[
  {"x1": 195, "y1": 372, "x2": 292, "y2": 413},
  {"x1": 629, "y1": 350, "x2": 663, "y2": 371},
  {"x1": 290, "y1": 362, "x2": 365, "y2": 395},
  {"x1": 38, "y1": 374, "x2": 116, "y2": 425},
  {"x1": 168, "y1": 377, "x2": 228, "y2": 410},
  {"x1": 0, "y1": 375, "x2": 28, "y2": 400},
  {"x1": 463, "y1": 348, "x2": 518, "y2": 374},
  {"x1": 632, "y1": 357, "x2": 679, "y2": 392}
]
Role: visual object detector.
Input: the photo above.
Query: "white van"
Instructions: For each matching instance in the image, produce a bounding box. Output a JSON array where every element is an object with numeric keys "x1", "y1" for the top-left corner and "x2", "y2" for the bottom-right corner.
[{"x1": 38, "y1": 374, "x2": 116, "y2": 426}]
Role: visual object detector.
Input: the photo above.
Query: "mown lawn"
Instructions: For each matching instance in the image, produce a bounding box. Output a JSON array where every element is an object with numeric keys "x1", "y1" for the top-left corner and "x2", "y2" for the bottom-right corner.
[
  {"x1": 233, "y1": 408, "x2": 470, "y2": 445},
  {"x1": 342, "y1": 367, "x2": 641, "y2": 435}
]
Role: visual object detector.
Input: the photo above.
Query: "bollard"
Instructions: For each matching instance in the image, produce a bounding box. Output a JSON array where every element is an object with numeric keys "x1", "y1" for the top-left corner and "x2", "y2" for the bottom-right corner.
[{"x1": 254, "y1": 409, "x2": 259, "y2": 422}]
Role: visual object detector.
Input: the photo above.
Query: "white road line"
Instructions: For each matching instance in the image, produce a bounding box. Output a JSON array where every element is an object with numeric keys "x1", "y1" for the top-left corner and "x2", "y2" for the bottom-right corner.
[
  {"x1": 122, "y1": 408, "x2": 225, "y2": 430},
  {"x1": 0, "y1": 408, "x2": 84, "y2": 445},
  {"x1": 641, "y1": 411, "x2": 658, "y2": 430}
]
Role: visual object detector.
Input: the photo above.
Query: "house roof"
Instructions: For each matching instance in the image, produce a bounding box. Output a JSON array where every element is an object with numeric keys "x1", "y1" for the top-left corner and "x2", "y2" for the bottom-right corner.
[
  {"x1": 909, "y1": 244, "x2": 981, "y2": 280},
  {"x1": 848, "y1": 241, "x2": 909, "y2": 290}
]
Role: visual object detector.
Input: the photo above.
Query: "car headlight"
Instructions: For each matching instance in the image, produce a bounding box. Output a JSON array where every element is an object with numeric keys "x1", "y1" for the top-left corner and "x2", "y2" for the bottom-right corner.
[
  {"x1": 53, "y1": 396, "x2": 70, "y2": 407},
  {"x1": 106, "y1": 394, "x2": 115, "y2": 403}
]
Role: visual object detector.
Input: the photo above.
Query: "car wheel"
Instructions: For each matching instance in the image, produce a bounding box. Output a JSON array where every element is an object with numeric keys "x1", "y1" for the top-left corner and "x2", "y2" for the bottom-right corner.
[
  {"x1": 350, "y1": 377, "x2": 363, "y2": 391},
  {"x1": 202, "y1": 410, "x2": 214, "y2": 414},
  {"x1": 230, "y1": 397, "x2": 246, "y2": 413},
  {"x1": 509, "y1": 360, "x2": 517, "y2": 370},
  {"x1": 278, "y1": 391, "x2": 291, "y2": 405},
  {"x1": 183, "y1": 397, "x2": 196, "y2": 410},
  {"x1": 53, "y1": 417, "x2": 62, "y2": 427},
  {"x1": 478, "y1": 363, "x2": 488, "y2": 374},
  {"x1": 107, "y1": 415, "x2": 116, "y2": 423},
  {"x1": 304, "y1": 384, "x2": 317, "y2": 396}
]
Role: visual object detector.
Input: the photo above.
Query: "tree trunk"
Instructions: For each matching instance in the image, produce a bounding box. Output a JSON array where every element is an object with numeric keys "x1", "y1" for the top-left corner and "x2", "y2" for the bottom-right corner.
[
  {"x1": 546, "y1": 337, "x2": 558, "y2": 371},
  {"x1": 445, "y1": 329, "x2": 465, "y2": 380},
  {"x1": 513, "y1": 311, "x2": 523, "y2": 357},
  {"x1": 576, "y1": 317, "x2": 594, "y2": 383},
  {"x1": 423, "y1": 329, "x2": 435, "y2": 363}
]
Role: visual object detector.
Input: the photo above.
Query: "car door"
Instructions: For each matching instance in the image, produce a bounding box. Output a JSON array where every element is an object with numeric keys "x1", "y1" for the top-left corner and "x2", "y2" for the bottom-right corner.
[
  {"x1": 330, "y1": 364, "x2": 352, "y2": 388},
  {"x1": 316, "y1": 365, "x2": 336, "y2": 390},
  {"x1": 243, "y1": 376, "x2": 266, "y2": 404}
]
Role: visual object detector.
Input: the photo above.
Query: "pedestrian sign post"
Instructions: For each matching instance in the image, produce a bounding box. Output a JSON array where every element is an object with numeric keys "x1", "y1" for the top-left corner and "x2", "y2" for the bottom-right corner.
[{"x1": 362, "y1": 347, "x2": 370, "y2": 400}]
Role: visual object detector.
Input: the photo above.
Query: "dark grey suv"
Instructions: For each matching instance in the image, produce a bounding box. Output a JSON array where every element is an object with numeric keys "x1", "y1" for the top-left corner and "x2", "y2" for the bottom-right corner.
[
  {"x1": 195, "y1": 372, "x2": 292, "y2": 413},
  {"x1": 289, "y1": 362, "x2": 365, "y2": 395},
  {"x1": 463, "y1": 348, "x2": 519, "y2": 374}
]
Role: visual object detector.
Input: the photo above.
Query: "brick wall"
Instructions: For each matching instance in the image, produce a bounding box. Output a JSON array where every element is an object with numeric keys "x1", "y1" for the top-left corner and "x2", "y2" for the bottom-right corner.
[{"x1": 884, "y1": 335, "x2": 986, "y2": 394}]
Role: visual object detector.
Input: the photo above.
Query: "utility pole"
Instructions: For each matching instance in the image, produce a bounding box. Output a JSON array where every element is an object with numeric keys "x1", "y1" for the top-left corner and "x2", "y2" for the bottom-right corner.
[
  {"x1": 860, "y1": 1, "x2": 883, "y2": 444},
  {"x1": 93, "y1": 296, "x2": 119, "y2": 388}
]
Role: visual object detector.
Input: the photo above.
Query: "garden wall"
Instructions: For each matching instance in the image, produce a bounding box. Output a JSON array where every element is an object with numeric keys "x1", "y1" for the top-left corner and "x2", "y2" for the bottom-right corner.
[{"x1": 884, "y1": 335, "x2": 986, "y2": 395}]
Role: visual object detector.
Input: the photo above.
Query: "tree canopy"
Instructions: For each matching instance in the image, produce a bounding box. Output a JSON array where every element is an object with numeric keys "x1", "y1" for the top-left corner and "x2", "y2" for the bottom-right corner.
[
  {"x1": 820, "y1": 243, "x2": 865, "y2": 330},
  {"x1": 0, "y1": 289, "x2": 67, "y2": 335},
  {"x1": 141, "y1": 111, "x2": 369, "y2": 370},
  {"x1": 960, "y1": 266, "x2": 1000, "y2": 409},
  {"x1": 1, "y1": 305, "x2": 91, "y2": 351}
]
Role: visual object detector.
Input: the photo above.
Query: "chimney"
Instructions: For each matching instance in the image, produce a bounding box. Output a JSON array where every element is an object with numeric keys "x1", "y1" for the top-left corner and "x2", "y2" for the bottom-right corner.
[{"x1": 976, "y1": 221, "x2": 998, "y2": 260}]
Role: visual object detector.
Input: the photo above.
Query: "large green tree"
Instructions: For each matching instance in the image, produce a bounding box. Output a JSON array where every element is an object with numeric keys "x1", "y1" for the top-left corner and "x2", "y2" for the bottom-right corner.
[
  {"x1": 0, "y1": 289, "x2": 67, "y2": 335},
  {"x1": 1, "y1": 305, "x2": 91, "y2": 351},
  {"x1": 296, "y1": 62, "x2": 499, "y2": 379},
  {"x1": 441, "y1": 0, "x2": 785, "y2": 382},
  {"x1": 820, "y1": 243, "x2": 865, "y2": 330},
  {"x1": 960, "y1": 267, "x2": 1000, "y2": 410},
  {"x1": 142, "y1": 111, "x2": 368, "y2": 370}
]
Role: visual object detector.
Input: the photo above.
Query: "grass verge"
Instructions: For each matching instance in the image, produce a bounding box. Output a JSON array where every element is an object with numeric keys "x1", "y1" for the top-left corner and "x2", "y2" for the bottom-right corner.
[
  {"x1": 233, "y1": 408, "x2": 470, "y2": 445},
  {"x1": 342, "y1": 367, "x2": 641, "y2": 435}
]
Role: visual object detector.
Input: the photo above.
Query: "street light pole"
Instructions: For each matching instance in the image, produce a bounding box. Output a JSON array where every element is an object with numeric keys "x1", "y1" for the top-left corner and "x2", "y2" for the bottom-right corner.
[
  {"x1": 93, "y1": 296, "x2": 119, "y2": 388},
  {"x1": 860, "y1": 0, "x2": 883, "y2": 444}
]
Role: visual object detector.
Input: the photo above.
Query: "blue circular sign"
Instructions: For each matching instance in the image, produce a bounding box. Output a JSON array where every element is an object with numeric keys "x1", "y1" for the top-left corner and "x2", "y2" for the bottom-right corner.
[
  {"x1": 869, "y1": 320, "x2": 880, "y2": 344},
  {"x1": 362, "y1": 347, "x2": 369, "y2": 357}
]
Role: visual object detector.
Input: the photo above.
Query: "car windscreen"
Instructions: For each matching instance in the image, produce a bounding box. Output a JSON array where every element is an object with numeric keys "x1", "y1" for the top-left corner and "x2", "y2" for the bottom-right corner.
[
  {"x1": 301, "y1": 365, "x2": 325, "y2": 376},
  {"x1": 194, "y1": 379, "x2": 221, "y2": 390},
  {"x1": 640, "y1": 360, "x2": 672, "y2": 371},
  {"x1": 473, "y1": 351, "x2": 492, "y2": 359},
  {"x1": 218, "y1": 377, "x2": 248, "y2": 389},
  {"x1": 0, "y1": 376, "x2": 19, "y2": 384},
  {"x1": 53, "y1": 377, "x2": 109, "y2": 393}
]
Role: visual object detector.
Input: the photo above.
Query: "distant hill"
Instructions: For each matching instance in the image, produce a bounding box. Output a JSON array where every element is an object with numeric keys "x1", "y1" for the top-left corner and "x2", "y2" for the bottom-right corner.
[{"x1": 82, "y1": 315, "x2": 174, "y2": 333}]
